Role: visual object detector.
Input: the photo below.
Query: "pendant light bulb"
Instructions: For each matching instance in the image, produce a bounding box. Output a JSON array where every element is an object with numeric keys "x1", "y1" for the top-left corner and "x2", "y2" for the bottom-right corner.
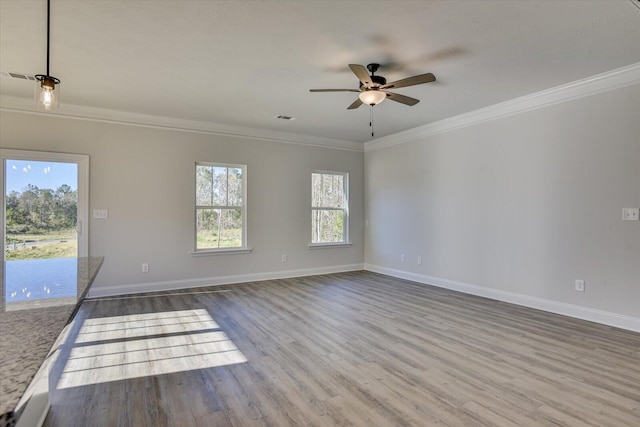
[
  {"x1": 35, "y1": 75, "x2": 60, "y2": 110},
  {"x1": 39, "y1": 77, "x2": 56, "y2": 109},
  {"x1": 40, "y1": 86, "x2": 55, "y2": 110}
]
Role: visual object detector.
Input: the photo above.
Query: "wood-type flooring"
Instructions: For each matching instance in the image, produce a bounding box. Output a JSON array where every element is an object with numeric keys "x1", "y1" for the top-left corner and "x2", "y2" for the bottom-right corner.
[{"x1": 43, "y1": 271, "x2": 640, "y2": 427}]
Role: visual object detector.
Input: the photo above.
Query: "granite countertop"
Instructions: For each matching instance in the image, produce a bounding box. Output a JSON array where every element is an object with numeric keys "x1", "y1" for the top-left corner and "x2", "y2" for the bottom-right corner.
[{"x1": 0, "y1": 256, "x2": 104, "y2": 424}]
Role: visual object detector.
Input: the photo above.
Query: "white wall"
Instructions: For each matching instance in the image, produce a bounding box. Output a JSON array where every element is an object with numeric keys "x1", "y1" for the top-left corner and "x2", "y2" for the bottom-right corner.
[
  {"x1": 2, "y1": 80, "x2": 638, "y2": 330},
  {"x1": 0, "y1": 112, "x2": 365, "y2": 295},
  {"x1": 365, "y1": 84, "x2": 640, "y2": 325}
]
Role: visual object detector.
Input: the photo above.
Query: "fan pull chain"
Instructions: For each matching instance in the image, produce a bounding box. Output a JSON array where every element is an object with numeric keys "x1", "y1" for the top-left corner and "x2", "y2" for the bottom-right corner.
[{"x1": 370, "y1": 105, "x2": 375, "y2": 138}]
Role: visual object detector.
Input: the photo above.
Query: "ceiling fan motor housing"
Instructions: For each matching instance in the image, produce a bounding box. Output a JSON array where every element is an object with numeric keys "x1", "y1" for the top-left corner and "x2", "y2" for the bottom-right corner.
[{"x1": 360, "y1": 75, "x2": 387, "y2": 89}]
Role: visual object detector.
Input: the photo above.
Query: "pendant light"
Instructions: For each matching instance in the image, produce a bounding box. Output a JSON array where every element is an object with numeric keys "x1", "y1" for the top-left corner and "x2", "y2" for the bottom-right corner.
[{"x1": 35, "y1": 0, "x2": 60, "y2": 110}]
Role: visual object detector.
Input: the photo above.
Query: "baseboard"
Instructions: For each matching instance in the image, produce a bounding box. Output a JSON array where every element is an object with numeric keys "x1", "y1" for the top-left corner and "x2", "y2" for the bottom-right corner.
[
  {"x1": 87, "y1": 263, "x2": 365, "y2": 298},
  {"x1": 364, "y1": 264, "x2": 640, "y2": 333}
]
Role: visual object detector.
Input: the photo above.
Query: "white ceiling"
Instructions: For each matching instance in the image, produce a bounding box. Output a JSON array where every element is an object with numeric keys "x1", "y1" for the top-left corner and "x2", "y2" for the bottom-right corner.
[{"x1": 1, "y1": 0, "x2": 639, "y2": 144}]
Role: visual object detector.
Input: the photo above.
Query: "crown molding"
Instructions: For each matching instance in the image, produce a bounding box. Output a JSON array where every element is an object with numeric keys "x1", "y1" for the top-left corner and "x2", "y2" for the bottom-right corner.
[
  {"x1": 365, "y1": 62, "x2": 640, "y2": 152},
  {"x1": 0, "y1": 96, "x2": 364, "y2": 152},
  {"x1": 4, "y1": 62, "x2": 638, "y2": 154}
]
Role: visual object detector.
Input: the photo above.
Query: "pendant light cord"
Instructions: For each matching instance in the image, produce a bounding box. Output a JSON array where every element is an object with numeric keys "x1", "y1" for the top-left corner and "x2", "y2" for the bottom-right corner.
[{"x1": 46, "y1": 0, "x2": 50, "y2": 76}]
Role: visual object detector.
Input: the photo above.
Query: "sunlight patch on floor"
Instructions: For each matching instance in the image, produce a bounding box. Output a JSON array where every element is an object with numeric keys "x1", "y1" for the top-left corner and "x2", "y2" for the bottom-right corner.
[
  {"x1": 55, "y1": 309, "x2": 247, "y2": 389},
  {"x1": 74, "y1": 309, "x2": 219, "y2": 343}
]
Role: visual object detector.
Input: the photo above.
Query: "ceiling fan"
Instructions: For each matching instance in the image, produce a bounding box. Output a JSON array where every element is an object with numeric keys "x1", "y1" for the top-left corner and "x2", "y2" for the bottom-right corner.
[{"x1": 310, "y1": 63, "x2": 436, "y2": 109}]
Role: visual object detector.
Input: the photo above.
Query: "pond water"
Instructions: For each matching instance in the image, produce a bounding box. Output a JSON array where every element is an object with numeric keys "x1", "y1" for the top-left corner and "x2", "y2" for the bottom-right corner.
[{"x1": 4, "y1": 258, "x2": 78, "y2": 302}]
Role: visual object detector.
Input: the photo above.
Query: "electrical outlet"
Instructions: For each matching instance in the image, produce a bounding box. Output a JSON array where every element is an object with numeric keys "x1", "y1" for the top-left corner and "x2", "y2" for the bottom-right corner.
[
  {"x1": 575, "y1": 279, "x2": 585, "y2": 292},
  {"x1": 281, "y1": 254, "x2": 287, "y2": 263},
  {"x1": 401, "y1": 254, "x2": 405, "y2": 263},
  {"x1": 142, "y1": 263, "x2": 149, "y2": 273},
  {"x1": 622, "y1": 208, "x2": 639, "y2": 221},
  {"x1": 417, "y1": 256, "x2": 422, "y2": 265}
]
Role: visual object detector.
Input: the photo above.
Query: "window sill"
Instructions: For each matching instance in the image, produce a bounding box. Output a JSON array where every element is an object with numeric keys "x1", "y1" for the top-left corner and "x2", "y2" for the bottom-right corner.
[
  {"x1": 308, "y1": 243, "x2": 352, "y2": 249},
  {"x1": 190, "y1": 248, "x2": 252, "y2": 257}
]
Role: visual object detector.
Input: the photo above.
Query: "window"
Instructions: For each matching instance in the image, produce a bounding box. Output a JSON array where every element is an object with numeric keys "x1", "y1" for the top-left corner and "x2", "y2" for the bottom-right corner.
[
  {"x1": 311, "y1": 171, "x2": 349, "y2": 245},
  {"x1": 195, "y1": 163, "x2": 247, "y2": 252}
]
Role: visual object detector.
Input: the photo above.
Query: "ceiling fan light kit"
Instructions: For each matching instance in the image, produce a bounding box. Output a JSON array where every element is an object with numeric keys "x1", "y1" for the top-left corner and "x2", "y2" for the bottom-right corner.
[
  {"x1": 35, "y1": 0, "x2": 61, "y2": 110},
  {"x1": 359, "y1": 89, "x2": 386, "y2": 106}
]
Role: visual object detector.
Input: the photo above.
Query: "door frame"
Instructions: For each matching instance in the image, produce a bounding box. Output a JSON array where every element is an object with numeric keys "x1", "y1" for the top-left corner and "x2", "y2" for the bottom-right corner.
[{"x1": 1, "y1": 149, "x2": 89, "y2": 260}]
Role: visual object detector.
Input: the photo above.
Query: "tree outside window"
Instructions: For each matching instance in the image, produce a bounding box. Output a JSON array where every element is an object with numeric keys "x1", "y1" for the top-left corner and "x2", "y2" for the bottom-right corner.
[
  {"x1": 311, "y1": 172, "x2": 348, "y2": 244},
  {"x1": 195, "y1": 163, "x2": 246, "y2": 250}
]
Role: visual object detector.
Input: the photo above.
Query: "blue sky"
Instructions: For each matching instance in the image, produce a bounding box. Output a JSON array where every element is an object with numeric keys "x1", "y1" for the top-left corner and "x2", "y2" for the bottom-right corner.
[{"x1": 5, "y1": 160, "x2": 77, "y2": 193}]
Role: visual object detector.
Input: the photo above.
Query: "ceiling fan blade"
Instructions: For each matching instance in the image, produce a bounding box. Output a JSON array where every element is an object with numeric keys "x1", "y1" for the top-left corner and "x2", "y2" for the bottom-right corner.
[
  {"x1": 385, "y1": 91, "x2": 420, "y2": 106},
  {"x1": 348, "y1": 64, "x2": 373, "y2": 87},
  {"x1": 310, "y1": 89, "x2": 360, "y2": 92},
  {"x1": 381, "y1": 73, "x2": 435, "y2": 90},
  {"x1": 347, "y1": 98, "x2": 363, "y2": 110}
]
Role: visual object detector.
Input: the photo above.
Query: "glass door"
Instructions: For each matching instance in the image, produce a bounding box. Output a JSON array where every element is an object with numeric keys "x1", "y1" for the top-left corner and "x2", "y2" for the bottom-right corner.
[{"x1": 1, "y1": 150, "x2": 88, "y2": 311}]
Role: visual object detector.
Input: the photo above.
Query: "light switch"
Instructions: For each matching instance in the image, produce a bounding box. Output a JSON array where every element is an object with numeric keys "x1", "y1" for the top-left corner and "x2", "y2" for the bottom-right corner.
[
  {"x1": 622, "y1": 208, "x2": 639, "y2": 221},
  {"x1": 93, "y1": 209, "x2": 109, "y2": 219}
]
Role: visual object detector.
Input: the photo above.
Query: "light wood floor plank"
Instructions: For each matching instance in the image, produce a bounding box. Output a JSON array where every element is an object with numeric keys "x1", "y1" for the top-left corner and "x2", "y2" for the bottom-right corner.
[{"x1": 43, "y1": 271, "x2": 640, "y2": 426}]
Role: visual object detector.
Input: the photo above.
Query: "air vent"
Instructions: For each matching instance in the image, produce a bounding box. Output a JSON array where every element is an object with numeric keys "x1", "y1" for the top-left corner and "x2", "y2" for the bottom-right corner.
[
  {"x1": 1, "y1": 71, "x2": 36, "y2": 81},
  {"x1": 276, "y1": 115, "x2": 297, "y2": 121},
  {"x1": 632, "y1": 0, "x2": 640, "y2": 10}
]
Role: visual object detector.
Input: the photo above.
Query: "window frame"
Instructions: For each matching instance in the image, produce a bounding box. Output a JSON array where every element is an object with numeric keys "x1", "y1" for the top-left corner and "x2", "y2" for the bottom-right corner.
[
  {"x1": 310, "y1": 170, "x2": 350, "y2": 248},
  {"x1": 192, "y1": 162, "x2": 249, "y2": 255}
]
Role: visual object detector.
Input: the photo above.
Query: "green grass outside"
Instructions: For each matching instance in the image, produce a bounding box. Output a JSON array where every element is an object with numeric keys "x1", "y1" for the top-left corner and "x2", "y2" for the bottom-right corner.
[
  {"x1": 5, "y1": 229, "x2": 77, "y2": 260},
  {"x1": 197, "y1": 229, "x2": 242, "y2": 249},
  {"x1": 5, "y1": 240, "x2": 77, "y2": 261},
  {"x1": 6, "y1": 229, "x2": 76, "y2": 243}
]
